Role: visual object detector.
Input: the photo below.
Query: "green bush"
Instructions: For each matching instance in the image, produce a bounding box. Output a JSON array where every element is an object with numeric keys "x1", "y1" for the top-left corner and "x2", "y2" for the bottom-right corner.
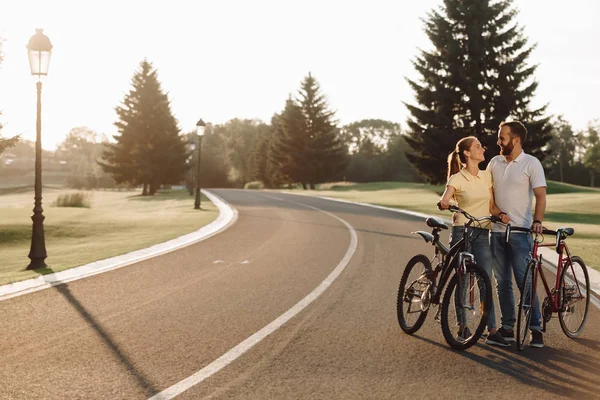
[
  {"x1": 53, "y1": 192, "x2": 92, "y2": 208},
  {"x1": 244, "y1": 181, "x2": 264, "y2": 190}
]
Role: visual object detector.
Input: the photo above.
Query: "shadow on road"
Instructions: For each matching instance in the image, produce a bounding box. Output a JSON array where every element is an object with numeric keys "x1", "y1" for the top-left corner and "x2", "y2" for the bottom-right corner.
[
  {"x1": 410, "y1": 334, "x2": 600, "y2": 398},
  {"x1": 35, "y1": 269, "x2": 160, "y2": 397}
]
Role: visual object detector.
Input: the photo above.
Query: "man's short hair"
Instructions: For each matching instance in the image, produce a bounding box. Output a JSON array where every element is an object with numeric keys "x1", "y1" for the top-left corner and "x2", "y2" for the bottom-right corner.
[{"x1": 499, "y1": 121, "x2": 528, "y2": 143}]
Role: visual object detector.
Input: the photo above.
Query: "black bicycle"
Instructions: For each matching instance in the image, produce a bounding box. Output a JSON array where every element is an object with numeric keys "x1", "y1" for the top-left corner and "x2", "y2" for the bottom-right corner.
[{"x1": 397, "y1": 205, "x2": 495, "y2": 350}]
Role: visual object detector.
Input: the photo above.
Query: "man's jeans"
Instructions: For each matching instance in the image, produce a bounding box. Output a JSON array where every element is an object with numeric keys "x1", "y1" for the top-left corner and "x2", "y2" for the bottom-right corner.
[
  {"x1": 450, "y1": 226, "x2": 496, "y2": 331},
  {"x1": 491, "y1": 232, "x2": 542, "y2": 331}
]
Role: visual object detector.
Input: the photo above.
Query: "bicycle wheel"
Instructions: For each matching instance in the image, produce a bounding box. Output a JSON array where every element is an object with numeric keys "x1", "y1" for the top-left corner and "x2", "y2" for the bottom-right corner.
[
  {"x1": 397, "y1": 254, "x2": 432, "y2": 334},
  {"x1": 516, "y1": 260, "x2": 536, "y2": 351},
  {"x1": 558, "y1": 256, "x2": 590, "y2": 338},
  {"x1": 440, "y1": 263, "x2": 492, "y2": 351}
]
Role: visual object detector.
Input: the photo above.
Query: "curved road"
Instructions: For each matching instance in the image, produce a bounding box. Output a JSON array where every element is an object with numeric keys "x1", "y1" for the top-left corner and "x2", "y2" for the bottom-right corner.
[{"x1": 1, "y1": 189, "x2": 598, "y2": 399}]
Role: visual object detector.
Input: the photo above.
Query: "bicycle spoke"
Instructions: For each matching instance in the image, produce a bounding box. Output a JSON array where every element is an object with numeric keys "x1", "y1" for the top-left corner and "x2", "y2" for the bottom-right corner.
[
  {"x1": 558, "y1": 256, "x2": 590, "y2": 337},
  {"x1": 397, "y1": 255, "x2": 432, "y2": 334}
]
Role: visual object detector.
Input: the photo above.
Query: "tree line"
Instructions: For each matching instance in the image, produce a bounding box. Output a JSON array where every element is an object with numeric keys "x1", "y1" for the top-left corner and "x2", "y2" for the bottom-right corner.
[
  {"x1": 2, "y1": 0, "x2": 599, "y2": 190},
  {"x1": 403, "y1": 0, "x2": 599, "y2": 185}
]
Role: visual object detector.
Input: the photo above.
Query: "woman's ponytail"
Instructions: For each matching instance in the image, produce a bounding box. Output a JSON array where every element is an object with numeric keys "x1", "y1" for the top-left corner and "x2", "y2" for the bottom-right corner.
[{"x1": 447, "y1": 150, "x2": 461, "y2": 180}]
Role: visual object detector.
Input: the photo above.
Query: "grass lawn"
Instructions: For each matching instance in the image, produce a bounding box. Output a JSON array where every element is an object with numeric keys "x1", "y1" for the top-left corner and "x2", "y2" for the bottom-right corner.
[
  {"x1": 282, "y1": 181, "x2": 600, "y2": 271},
  {"x1": 0, "y1": 187, "x2": 218, "y2": 286}
]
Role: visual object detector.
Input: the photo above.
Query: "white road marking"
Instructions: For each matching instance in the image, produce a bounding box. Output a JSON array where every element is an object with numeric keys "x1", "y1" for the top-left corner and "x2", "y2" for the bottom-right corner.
[
  {"x1": 239, "y1": 260, "x2": 250, "y2": 264},
  {"x1": 283, "y1": 190, "x2": 600, "y2": 309},
  {"x1": 149, "y1": 193, "x2": 358, "y2": 400},
  {"x1": 0, "y1": 190, "x2": 238, "y2": 302},
  {"x1": 213, "y1": 260, "x2": 225, "y2": 264}
]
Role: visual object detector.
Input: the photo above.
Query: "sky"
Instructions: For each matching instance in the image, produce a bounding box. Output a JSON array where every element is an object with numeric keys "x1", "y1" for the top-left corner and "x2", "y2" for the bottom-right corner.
[{"x1": 0, "y1": 0, "x2": 598, "y2": 151}]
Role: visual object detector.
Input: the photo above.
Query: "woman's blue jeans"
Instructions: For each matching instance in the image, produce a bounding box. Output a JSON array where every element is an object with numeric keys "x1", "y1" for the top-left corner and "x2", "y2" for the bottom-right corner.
[{"x1": 450, "y1": 226, "x2": 497, "y2": 331}]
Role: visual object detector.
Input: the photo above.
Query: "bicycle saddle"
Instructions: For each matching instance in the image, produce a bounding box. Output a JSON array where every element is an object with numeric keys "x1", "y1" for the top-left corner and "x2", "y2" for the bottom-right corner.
[
  {"x1": 426, "y1": 217, "x2": 448, "y2": 230},
  {"x1": 557, "y1": 227, "x2": 574, "y2": 237}
]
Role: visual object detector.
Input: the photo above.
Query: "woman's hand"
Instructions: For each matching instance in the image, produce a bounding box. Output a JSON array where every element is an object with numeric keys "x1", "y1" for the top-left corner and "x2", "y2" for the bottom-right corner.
[{"x1": 438, "y1": 198, "x2": 451, "y2": 210}]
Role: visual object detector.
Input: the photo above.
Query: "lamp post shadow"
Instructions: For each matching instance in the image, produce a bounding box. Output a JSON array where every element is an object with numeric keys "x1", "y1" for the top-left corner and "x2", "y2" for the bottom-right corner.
[{"x1": 37, "y1": 269, "x2": 160, "y2": 397}]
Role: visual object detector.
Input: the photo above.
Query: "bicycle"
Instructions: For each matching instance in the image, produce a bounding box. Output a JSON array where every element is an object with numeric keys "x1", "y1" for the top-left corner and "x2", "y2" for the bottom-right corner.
[
  {"x1": 396, "y1": 205, "x2": 494, "y2": 350},
  {"x1": 509, "y1": 225, "x2": 591, "y2": 350}
]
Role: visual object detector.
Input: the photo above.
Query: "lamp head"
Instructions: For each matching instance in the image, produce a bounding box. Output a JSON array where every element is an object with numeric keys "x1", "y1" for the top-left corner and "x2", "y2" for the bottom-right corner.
[
  {"x1": 195, "y1": 119, "x2": 206, "y2": 136},
  {"x1": 27, "y1": 29, "x2": 53, "y2": 77}
]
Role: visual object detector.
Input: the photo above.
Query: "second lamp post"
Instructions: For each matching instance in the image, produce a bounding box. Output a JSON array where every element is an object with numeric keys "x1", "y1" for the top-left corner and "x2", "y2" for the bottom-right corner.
[{"x1": 194, "y1": 119, "x2": 206, "y2": 210}]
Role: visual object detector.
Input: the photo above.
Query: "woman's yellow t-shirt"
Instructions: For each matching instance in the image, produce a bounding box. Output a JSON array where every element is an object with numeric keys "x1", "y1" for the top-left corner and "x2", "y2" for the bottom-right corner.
[{"x1": 447, "y1": 168, "x2": 492, "y2": 228}]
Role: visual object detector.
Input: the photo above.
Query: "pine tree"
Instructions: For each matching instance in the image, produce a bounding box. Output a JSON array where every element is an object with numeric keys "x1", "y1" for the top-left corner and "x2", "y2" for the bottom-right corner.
[
  {"x1": 270, "y1": 73, "x2": 347, "y2": 189},
  {"x1": 405, "y1": 0, "x2": 551, "y2": 183},
  {"x1": 99, "y1": 60, "x2": 188, "y2": 194},
  {"x1": 271, "y1": 98, "x2": 310, "y2": 188},
  {"x1": 298, "y1": 73, "x2": 347, "y2": 188},
  {"x1": 266, "y1": 114, "x2": 293, "y2": 188}
]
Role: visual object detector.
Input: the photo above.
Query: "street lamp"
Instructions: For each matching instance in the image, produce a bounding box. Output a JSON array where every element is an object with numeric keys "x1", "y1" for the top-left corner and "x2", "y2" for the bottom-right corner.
[
  {"x1": 26, "y1": 29, "x2": 53, "y2": 270},
  {"x1": 194, "y1": 119, "x2": 206, "y2": 210}
]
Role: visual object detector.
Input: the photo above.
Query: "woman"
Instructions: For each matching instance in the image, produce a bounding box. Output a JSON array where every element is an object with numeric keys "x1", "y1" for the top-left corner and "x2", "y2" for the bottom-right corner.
[{"x1": 438, "y1": 136, "x2": 511, "y2": 347}]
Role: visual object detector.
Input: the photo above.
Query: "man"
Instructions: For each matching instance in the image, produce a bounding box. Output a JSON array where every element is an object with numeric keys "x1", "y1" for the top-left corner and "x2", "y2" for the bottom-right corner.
[{"x1": 487, "y1": 121, "x2": 547, "y2": 348}]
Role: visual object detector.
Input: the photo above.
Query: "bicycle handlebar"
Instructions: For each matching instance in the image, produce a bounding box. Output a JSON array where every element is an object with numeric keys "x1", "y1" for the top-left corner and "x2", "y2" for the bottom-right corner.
[
  {"x1": 506, "y1": 225, "x2": 557, "y2": 236},
  {"x1": 501, "y1": 223, "x2": 564, "y2": 251},
  {"x1": 438, "y1": 203, "x2": 570, "y2": 252},
  {"x1": 437, "y1": 203, "x2": 502, "y2": 224}
]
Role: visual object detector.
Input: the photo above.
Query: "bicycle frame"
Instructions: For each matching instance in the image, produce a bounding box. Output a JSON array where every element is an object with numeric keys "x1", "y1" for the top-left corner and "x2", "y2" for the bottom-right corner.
[
  {"x1": 425, "y1": 225, "x2": 478, "y2": 305},
  {"x1": 531, "y1": 235, "x2": 581, "y2": 312}
]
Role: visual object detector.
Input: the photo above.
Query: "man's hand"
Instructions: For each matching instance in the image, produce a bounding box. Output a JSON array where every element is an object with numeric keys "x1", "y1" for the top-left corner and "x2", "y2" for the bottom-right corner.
[
  {"x1": 532, "y1": 220, "x2": 543, "y2": 233},
  {"x1": 500, "y1": 214, "x2": 511, "y2": 224}
]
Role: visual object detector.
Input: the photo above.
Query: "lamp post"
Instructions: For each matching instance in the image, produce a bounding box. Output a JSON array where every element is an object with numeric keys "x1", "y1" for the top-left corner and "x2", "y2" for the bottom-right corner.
[
  {"x1": 187, "y1": 142, "x2": 195, "y2": 196},
  {"x1": 194, "y1": 119, "x2": 206, "y2": 210},
  {"x1": 26, "y1": 29, "x2": 53, "y2": 270}
]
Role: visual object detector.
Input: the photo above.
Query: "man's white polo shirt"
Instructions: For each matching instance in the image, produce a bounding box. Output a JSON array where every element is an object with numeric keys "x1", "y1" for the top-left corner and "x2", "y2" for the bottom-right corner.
[{"x1": 486, "y1": 151, "x2": 546, "y2": 232}]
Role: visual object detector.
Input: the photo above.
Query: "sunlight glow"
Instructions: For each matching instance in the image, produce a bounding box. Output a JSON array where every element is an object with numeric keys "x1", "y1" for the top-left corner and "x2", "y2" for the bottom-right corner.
[{"x1": 0, "y1": 0, "x2": 598, "y2": 150}]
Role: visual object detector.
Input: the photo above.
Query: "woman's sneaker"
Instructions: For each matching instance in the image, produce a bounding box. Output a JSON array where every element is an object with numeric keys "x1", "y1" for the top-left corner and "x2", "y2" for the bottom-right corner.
[
  {"x1": 530, "y1": 330, "x2": 544, "y2": 348},
  {"x1": 485, "y1": 331, "x2": 511, "y2": 347},
  {"x1": 457, "y1": 327, "x2": 472, "y2": 341},
  {"x1": 497, "y1": 327, "x2": 515, "y2": 342}
]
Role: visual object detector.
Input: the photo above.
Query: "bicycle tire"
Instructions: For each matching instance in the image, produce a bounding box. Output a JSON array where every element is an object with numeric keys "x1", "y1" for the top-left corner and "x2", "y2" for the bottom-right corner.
[
  {"x1": 558, "y1": 255, "x2": 590, "y2": 338},
  {"x1": 516, "y1": 260, "x2": 536, "y2": 351},
  {"x1": 397, "y1": 254, "x2": 431, "y2": 334},
  {"x1": 440, "y1": 263, "x2": 492, "y2": 351}
]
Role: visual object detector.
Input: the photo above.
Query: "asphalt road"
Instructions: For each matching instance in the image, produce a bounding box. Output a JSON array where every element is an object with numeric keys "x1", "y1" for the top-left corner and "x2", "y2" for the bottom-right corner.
[{"x1": 1, "y1": 189, "x2": 598, "y2": 399}]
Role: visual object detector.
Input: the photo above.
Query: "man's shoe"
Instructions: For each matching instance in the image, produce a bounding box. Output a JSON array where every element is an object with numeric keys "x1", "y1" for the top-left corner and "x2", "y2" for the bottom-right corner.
[
  {"x1": 497, "y1": 326, "x2": 515, "y2": 342},
  {"x1": 530, "y1": 330, "x2": 544, "y2": 348},
  {"x1": 486, "y1": 331, "x2": 511, "y2": 347}
]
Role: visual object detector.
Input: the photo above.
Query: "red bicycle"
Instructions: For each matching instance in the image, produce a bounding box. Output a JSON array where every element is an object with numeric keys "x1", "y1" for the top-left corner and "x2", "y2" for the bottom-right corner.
[{"x1": 509, "y1": 225, "x2": 591, "y2": 350}]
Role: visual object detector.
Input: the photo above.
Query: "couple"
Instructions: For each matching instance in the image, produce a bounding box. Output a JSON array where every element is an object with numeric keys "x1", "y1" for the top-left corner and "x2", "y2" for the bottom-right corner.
[{"x1": 439, "y1": 121, "x2": 547, "y2": 348}]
